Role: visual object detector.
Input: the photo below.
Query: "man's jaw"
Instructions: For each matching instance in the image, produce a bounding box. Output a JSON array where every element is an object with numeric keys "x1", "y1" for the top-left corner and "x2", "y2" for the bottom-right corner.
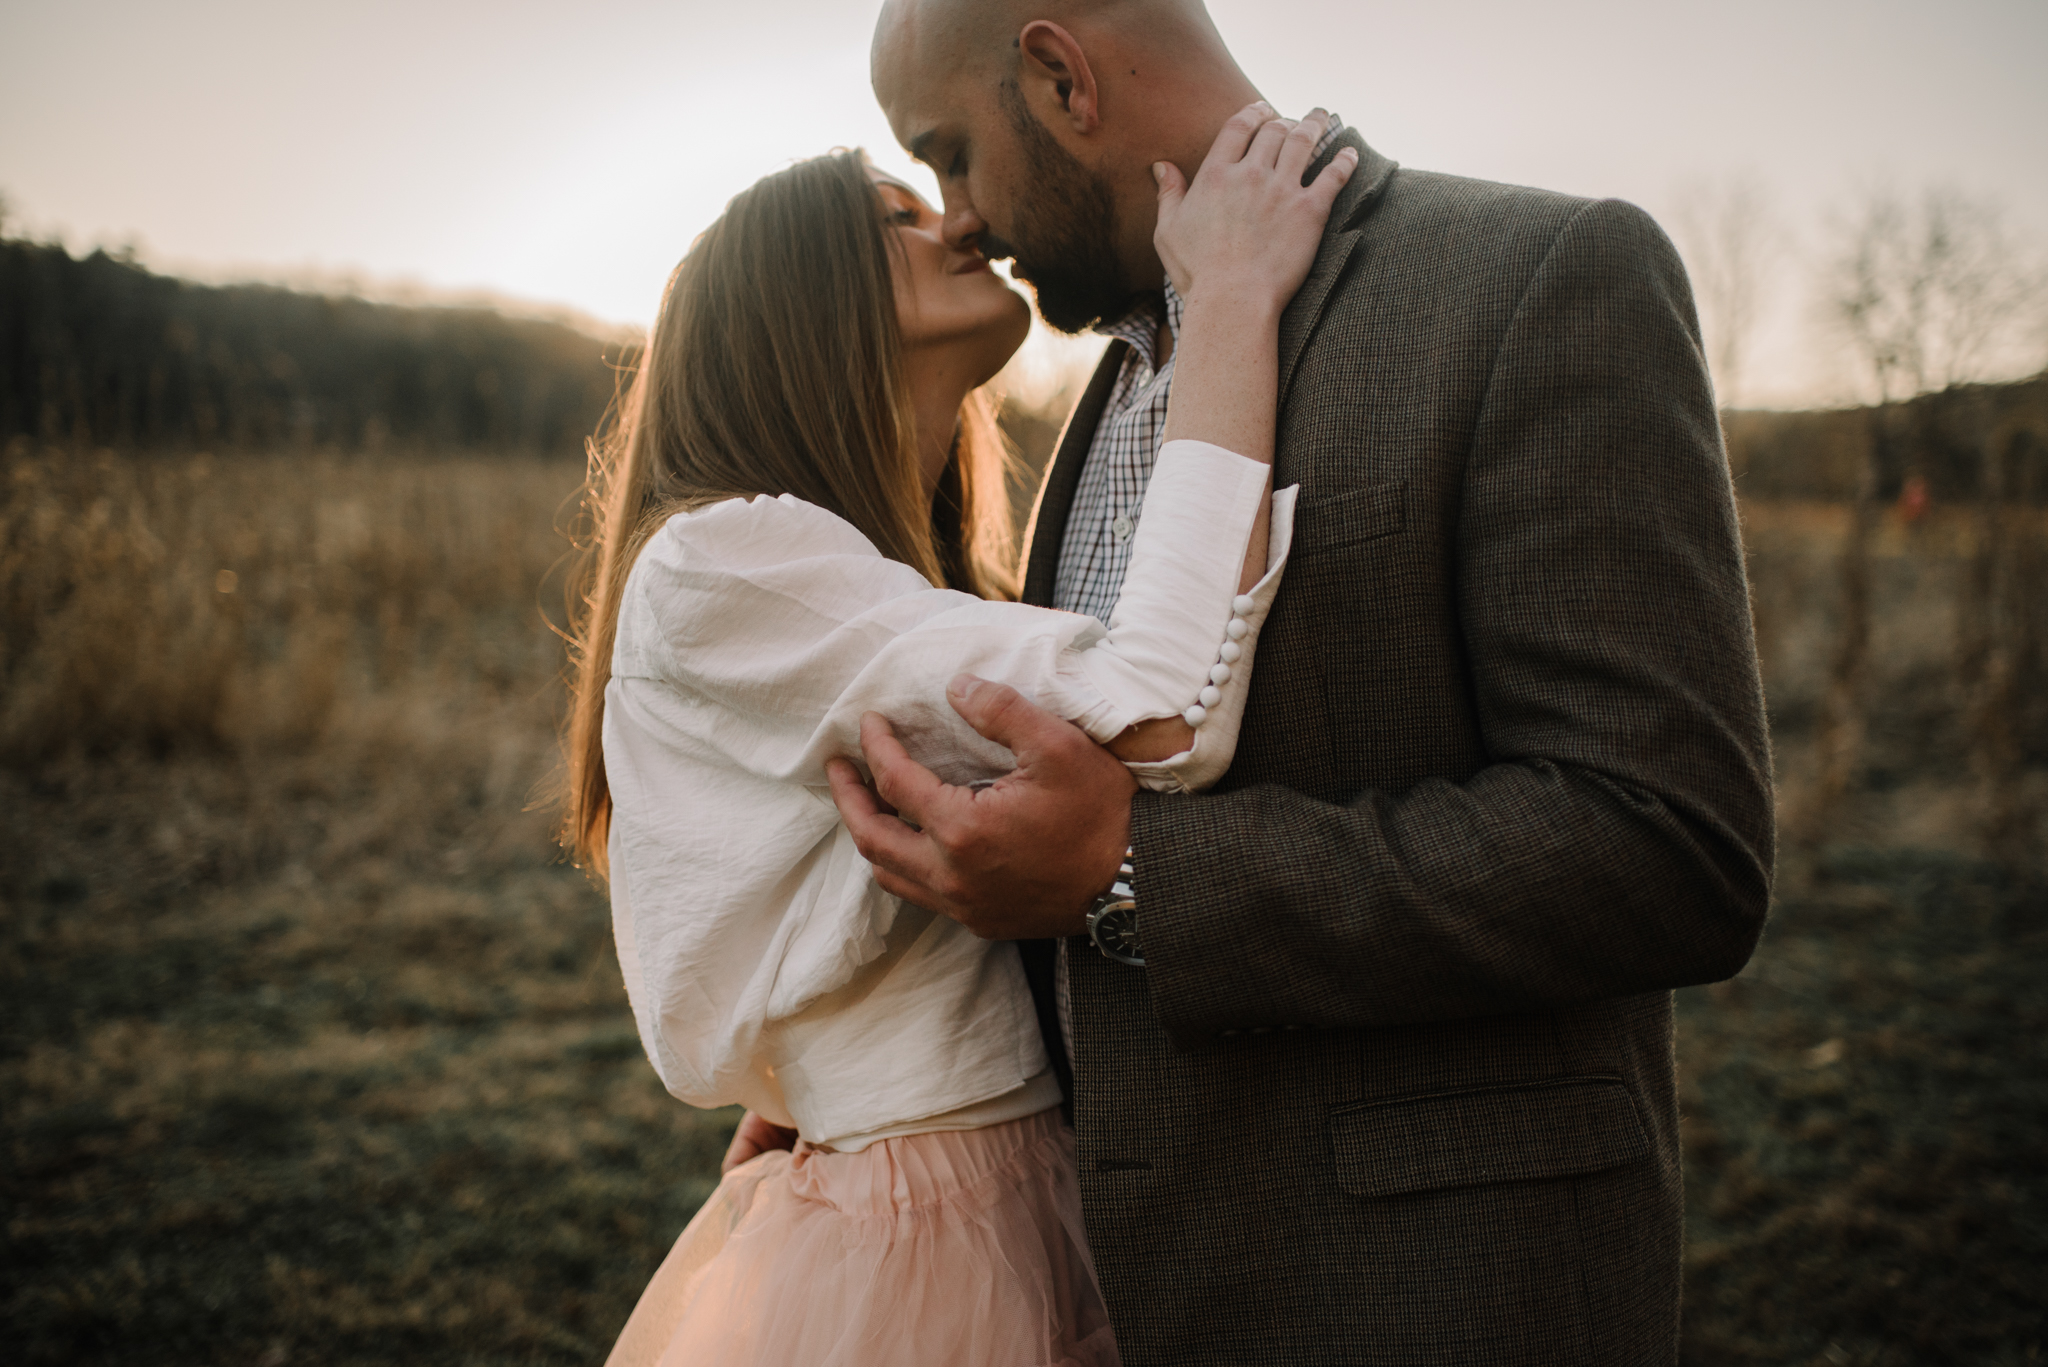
[
  {"x1": 976, "y1": 228, "x2": 1139, "y2": 334},
  {"x1": 977, "y1": 231, "x2": 1020, "y2": 267},
  {"x1": 981, "y1": 240, "x2": 1083, "y2": 332}
]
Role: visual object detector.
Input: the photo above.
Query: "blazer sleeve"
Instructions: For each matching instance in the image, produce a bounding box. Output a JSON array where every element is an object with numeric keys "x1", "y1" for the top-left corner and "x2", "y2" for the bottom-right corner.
[{"x1": 1131, "y1": 198, "x2": 1776, "y2": 1044}]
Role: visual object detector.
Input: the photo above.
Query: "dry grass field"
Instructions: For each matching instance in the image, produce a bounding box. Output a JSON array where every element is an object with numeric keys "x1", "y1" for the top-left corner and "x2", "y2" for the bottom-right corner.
[{"x1": 3, "y1": 440, "x2": 2043, "y2": 1364}]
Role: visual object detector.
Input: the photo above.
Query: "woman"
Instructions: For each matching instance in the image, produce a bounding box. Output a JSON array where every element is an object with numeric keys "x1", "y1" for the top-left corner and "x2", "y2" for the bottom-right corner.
[{"x1": 564, "y1": 106, "x2": 1355, "y2": 1367}]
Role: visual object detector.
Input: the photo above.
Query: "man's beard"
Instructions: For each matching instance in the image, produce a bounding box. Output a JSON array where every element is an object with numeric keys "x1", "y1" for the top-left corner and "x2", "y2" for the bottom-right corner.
[{"x1": 990, "y1": 82, "x2": 1137, "y2": 334}]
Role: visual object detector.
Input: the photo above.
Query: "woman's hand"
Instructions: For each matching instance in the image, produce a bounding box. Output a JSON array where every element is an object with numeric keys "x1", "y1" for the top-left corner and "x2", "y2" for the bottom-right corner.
[
  {"x1": 1153, "y1": 103, "x2": 1357, "y2": 313},
  {"x1": 721, "y1": 1110, "x2": 797, "y2": 1174}
]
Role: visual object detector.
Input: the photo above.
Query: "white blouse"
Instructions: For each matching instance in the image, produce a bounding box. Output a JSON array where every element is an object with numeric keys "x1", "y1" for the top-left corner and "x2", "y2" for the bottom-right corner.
[{"x1": 605, "y1": 439, "x2": 1298, "y2": 1149}]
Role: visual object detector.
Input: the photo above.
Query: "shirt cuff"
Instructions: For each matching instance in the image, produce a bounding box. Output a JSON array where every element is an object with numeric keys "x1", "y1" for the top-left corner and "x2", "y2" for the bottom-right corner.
[
  {"x1": 1121, "y1": 481, "x2": 1298, "y2": 794},
  {"x1": 1057, "y1": 438, "x2": 1278, "y2": 741}
]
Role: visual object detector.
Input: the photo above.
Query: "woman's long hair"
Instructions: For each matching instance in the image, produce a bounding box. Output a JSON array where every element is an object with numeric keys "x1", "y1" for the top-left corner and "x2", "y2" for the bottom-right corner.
[{"x1": 559, "y1": 149, "x2": 1018, "y2": 878}]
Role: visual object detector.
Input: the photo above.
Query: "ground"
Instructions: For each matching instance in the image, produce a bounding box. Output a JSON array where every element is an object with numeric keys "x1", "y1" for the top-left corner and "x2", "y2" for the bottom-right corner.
[{"x1": 3, "y1": 447, "x2": 2042, "y2": 1364}]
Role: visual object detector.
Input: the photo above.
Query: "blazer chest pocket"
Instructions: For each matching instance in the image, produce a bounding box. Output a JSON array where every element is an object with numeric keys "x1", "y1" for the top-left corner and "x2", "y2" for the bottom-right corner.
[
  {"x1": 1297, "y1": 481, "x2": 1405, "y2": 556},
  {"x1": 1329, "y1": 1076, "x2": 1650, "y2": 1198}
]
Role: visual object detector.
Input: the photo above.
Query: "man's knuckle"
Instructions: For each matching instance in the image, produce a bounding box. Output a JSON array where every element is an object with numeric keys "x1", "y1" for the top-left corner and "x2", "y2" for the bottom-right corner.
[{"x1": 948, "y1": 826, "x2": 989, "y2": 867}]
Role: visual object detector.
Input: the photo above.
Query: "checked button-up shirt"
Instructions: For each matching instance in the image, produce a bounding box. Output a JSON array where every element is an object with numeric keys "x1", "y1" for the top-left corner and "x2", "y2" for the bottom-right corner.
[{"x1": 1049, "y1": 113, "x2": 1346, "y2": 1059}]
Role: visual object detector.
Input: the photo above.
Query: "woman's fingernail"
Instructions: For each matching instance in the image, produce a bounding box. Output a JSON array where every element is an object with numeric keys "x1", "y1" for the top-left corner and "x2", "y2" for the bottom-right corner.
[
  {"x1": 1152, "y1": 162, "x2": 1164, "y2": 184},
  {"x1": 948, "y1": 674, "x2": 983, "y2": 702}
]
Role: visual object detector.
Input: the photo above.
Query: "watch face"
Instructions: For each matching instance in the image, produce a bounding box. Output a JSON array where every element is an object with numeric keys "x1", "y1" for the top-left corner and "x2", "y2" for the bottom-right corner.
[{"x1": 1094, "y1": 903, "x2": 1142, "y2": 964}]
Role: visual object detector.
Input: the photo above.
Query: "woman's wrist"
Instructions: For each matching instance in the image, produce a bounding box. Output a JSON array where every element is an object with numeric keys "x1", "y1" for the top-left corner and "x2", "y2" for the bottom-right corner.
[
  {"x1": 1161, "y1": 294, "x2": 1283, "y2": 458},
  {"x1": 1175, "y1": 287, "x2": 1285, "y2": 328}
]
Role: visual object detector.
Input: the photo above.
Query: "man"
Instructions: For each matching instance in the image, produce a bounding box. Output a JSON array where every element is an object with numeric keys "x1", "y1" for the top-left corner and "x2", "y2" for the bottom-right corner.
[{"x1": 816, "y1": 2, "x2": 1775, "y2": 1361}]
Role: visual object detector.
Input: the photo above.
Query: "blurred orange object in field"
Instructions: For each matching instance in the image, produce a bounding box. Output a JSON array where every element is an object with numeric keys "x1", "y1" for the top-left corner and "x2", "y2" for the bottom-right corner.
[{"x1": 1897, "y1": 474, "x2": 1929, "y2": 524}]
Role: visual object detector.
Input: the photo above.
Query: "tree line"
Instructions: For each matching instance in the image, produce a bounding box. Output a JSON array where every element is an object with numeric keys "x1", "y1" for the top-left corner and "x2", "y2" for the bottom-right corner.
[{"x1": 1, "y1": 237, "x2": 624, "y2": 455}]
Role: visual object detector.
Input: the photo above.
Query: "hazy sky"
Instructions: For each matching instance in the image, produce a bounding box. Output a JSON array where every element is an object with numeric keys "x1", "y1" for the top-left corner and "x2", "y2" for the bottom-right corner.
[{"x1": 4, "y1": 0, "x2": 2044, "y2": 406}]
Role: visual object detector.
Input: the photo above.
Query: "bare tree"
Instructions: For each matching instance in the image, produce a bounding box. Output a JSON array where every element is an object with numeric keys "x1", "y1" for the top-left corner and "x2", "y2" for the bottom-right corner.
[
  {"x1": 1798, "y1": 186, "x2": 2047, "y2": 858},
  {"x1": 1831, "y1": 187, "x2": 2039, "y2": 403},
  {"x1": 1671, "y1": 174, "x2": 1780, "y2": 413}
]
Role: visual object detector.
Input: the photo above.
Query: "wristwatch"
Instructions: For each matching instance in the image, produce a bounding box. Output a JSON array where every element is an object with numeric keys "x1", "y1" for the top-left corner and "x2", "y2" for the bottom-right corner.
[{"x1": 1086, "y1": 847, "x2": 1144, "y2": 967}]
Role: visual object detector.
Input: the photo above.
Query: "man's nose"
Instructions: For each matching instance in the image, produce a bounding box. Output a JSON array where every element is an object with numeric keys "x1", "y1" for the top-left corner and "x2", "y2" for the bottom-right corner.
[{"x1": 941, "y1": 201, "x2": 988, "y2": 253}]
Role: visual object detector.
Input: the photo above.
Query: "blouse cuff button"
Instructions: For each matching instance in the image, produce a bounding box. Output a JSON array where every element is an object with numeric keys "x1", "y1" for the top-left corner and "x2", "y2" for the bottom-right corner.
[
  {"x1": 1199, "y1": 685, "x2": 1222, "y2": 709},
  {"x1": 1232, "y1": 595, "x2": 1256, "y2": 617},
  {"x1": 1219, "y1": 641, "x2": 1242, "y2": 664},
  {"x1": 1225, "y1": 619, "x2": 1249, "y2": 641},
  {"x1": 1183, "y1": 703, "x2": 1208, "y2": 727},
  {"x1": 1209, "y1": 663, "x2": 1232, "y2": 685}
]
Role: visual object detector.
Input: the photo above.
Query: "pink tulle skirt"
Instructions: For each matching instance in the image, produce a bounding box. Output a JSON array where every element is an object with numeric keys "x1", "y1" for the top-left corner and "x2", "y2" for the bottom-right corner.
[{"x1": 606, "y1": 1107, "x2": 1121, "y2": 1367}]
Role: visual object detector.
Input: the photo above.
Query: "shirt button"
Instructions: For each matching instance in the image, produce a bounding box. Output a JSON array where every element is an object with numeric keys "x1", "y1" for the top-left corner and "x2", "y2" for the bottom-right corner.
[{"x1": 1111, "y1": 514, "x2": 1135, "y2": 542}]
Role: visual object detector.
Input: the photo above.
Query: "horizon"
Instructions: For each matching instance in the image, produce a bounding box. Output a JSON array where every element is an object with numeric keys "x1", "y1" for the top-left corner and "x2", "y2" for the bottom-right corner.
[{"x1": 4, "y1": 0, "x2": 2045, "y2": 409}]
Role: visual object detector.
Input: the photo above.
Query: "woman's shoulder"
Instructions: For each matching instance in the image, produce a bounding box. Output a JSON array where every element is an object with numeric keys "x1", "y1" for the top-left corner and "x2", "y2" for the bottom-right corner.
[
  {"x1": 650, "y1": 492, "x2": 879, "y2": 568},
  {"x1": 626, "y1": 494, "x2": 896, "y2": 604},
  {"x1": 613, "y1": 493, "x2": 931, "y2": 674}
]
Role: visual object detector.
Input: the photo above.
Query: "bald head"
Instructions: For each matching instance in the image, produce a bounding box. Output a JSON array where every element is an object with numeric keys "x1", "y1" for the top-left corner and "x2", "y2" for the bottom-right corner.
[
  {"x1": 871, "y1": 0, "x2": 1260, "y2": 323},
  {"x1": 873, "y1": 0, "x2": 1222, "y2": 91}
]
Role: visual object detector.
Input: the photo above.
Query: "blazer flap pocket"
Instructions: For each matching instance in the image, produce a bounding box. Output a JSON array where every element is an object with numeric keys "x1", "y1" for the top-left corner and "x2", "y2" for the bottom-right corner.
[
  {"x1": 1329, "y1": 1077, "x2": 1650, "y2": 1198},
  {"x1": 1299, "y1": 481, "x2": 1404, "y2": 554}
]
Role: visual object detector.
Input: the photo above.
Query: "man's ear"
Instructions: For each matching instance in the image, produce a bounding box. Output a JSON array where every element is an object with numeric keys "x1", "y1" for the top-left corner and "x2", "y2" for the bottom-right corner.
[{"x1": 1017, "y1": 20, "x2": 1099, "y2": 134}]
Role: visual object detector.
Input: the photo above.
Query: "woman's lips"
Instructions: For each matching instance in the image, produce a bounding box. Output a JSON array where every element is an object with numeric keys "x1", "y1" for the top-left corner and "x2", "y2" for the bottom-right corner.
[{"x1": 949, "y1": 256, "x2": 991, "y2": 276}]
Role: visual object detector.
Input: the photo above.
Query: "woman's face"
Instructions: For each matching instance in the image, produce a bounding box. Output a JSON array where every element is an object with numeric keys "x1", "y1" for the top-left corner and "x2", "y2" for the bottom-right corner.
[{"x1": 871, "y1": 168, "x2": 1030, "y2": 384}]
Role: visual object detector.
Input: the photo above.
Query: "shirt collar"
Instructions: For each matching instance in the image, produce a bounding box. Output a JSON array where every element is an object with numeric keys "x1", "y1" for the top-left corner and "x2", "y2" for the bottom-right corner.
[
  {"x1": 1093, "y1": 111, "x2": 1345, "y2": 373},
  {"x1": 1096, "y1": 287, "x2": 1178, "y2": 375}
]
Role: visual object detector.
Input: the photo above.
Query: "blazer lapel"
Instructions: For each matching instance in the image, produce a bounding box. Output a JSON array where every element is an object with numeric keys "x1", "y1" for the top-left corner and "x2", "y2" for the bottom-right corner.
[
  {"x1": 1019, "y1": 339, "x2": 1129, "y2": 608},
  {"x1": 1013, "y1": 341, "x2": 1128, "y2": 1119},
  {"x1": 1022, "y1": 135, "x2": 1395, "y2": 602},
  {"x1": 1278, "y1": 131, "x2": 1398, "y2": 407}
]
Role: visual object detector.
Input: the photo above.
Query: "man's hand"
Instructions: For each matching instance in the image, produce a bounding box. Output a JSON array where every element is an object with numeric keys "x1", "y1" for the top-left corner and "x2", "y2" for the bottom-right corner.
[
  {"x1": 722, "y1": 1111, "x2": 797, "y2": 1174},
  {"x1": 825, "y1": 674, "x2": 1137, "y2": 939}
]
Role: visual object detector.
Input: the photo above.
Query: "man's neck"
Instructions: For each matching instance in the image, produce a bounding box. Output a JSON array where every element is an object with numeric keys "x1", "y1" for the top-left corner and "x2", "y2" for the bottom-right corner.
[
  {"x1": 1145, "y1": 112, "x2": 1351, "y2": 366},
  {"x1": 1112, "y1": 77, "x2": 1265, "y2": 294}
]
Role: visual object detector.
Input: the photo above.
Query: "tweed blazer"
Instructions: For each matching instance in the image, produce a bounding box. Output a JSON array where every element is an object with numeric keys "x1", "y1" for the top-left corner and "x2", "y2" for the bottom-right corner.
[{"x1": 1016, "y1": 131, "x2": 1775, "y2": 1367}]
